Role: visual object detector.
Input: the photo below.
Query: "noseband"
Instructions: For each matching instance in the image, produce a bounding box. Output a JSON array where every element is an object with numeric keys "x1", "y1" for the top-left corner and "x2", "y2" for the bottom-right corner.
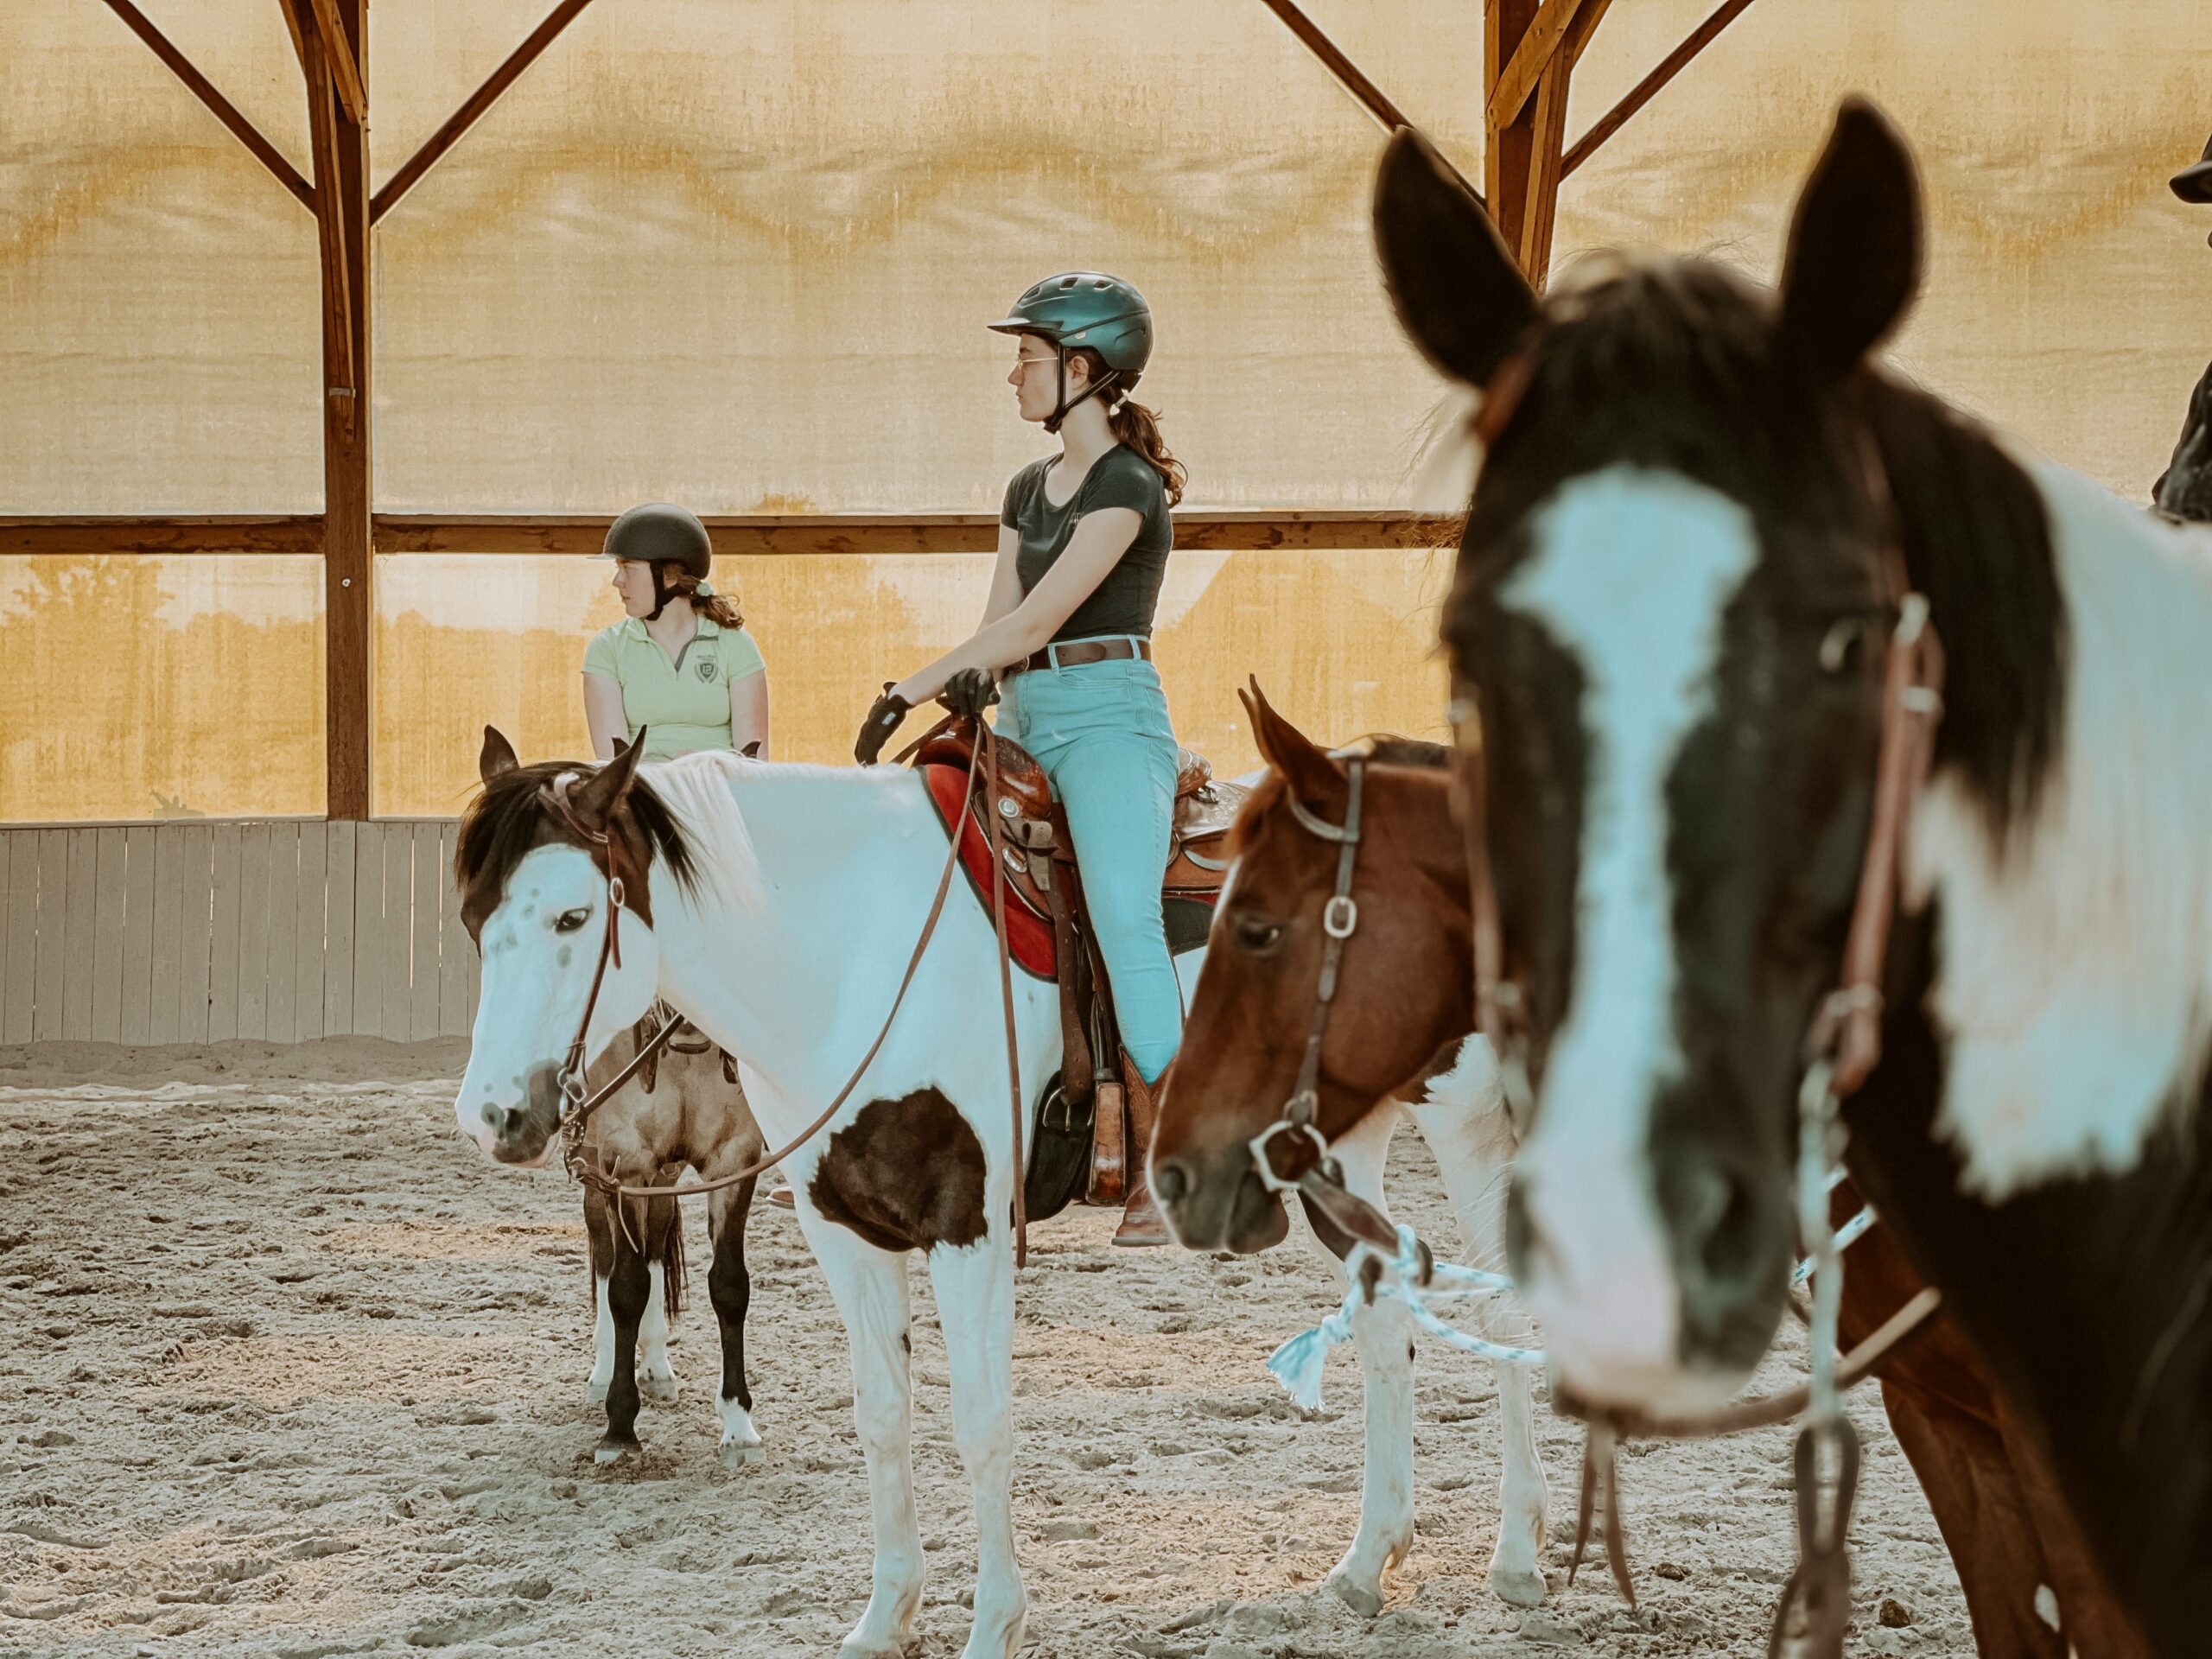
[{"x1": 1243, "y1": 759, "x2": 1408, "y2": 1257}]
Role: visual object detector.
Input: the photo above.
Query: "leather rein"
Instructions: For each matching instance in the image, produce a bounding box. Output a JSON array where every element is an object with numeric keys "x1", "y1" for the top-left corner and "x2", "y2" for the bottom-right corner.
[{"x1": 543, "y1": 731, "x2": 1031, "y2": 1266}]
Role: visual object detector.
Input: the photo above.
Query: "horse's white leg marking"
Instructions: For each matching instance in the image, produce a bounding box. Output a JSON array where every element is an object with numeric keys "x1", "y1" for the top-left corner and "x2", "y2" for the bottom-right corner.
[
  {"x1": 1408, "y1": 1037, "x2": 1548, "y2": 1608},
  {"x1": 708, "y1": 1178, "x2": 765, "y2": 1468},
  {"x1": 1306, "y1": 1102, "x2": 1415, "y2": 1618},
  {"x1": 803, "y1": 1212, "x2": 924, "y2": 1659},
  {"x1": 639, "y1": 1260, "x2": 677, "y2": 1403},
  {"x1": 588, "y1": 1272, "x2": 614, "y2": 1404},
  {"x1": 1501, "y1": 465, "x2": 1758, "y2": 1408},
  {"x1": 927, "y1": 1230, "x2": 1025, "y2": 1659}
]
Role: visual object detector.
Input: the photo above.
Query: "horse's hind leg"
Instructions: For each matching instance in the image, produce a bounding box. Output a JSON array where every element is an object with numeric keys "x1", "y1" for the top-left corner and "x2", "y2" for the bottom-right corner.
[
  {"x1": 595, "y1": 1193, "x2": 654, "y2": 1464},
  {"x1": 926, "y1": 1225, "x2": 1024, "y2": 1659},
  {"x1": 1301, "y1": 1103, "x2": 1416, "y2": 1618},
  {"x1": 706, "y1": 1172, "x2": 765, "y2": 1467},
  {"x1": 637, "y1": 1190, "x2": 682, "y2": 1404},
  {"x1": 1408, "y1": 1038, "x2": 1548, "y2": 1608},
  {"x1": 801, "y1": 1216, "x2": 924, "y2": 1659}
]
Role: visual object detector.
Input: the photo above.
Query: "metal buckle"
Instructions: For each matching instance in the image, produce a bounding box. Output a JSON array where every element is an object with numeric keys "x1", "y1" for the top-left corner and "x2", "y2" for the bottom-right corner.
[
  {"x1": 1323, "y1": 894, "x2": 1358, "y2": 939},
  {"x1": 1249, "y1": 1118, "x2": 1328, "y2": 1193}
]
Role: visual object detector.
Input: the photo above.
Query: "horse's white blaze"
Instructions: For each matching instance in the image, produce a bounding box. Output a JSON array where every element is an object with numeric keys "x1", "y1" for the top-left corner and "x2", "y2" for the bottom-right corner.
[
  {"x1": 1500, "y1": 466, "x2": 1758, "y2": 1402},
  {"x1": 454, "y1": 841, "x2": 655, "y2": 1160},
  {"x1": 1916, "y1": 461, "x2": 2212, "y2": 1199}
]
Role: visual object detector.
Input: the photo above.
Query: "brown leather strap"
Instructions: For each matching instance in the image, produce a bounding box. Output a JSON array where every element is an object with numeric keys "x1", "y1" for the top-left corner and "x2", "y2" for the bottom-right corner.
[
  {"x1": 984, "y1": 723, "x2": 1029, "y2": 1268},
  {"x1": 1002, "y1": 636, "x2": 1153, "y2": 677}
]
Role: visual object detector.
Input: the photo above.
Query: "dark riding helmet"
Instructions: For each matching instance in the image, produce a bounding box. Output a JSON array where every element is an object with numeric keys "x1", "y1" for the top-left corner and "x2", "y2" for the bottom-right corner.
[
  {"x1": 987, "y1": 272, "x2": 1155, "y2": 434},
  {"x1": 2175, "y1": 133, "x2": 2212, "y2": 205},
  {"x1": 596, "y1": 502, "x2": 714, "y2": 620}
]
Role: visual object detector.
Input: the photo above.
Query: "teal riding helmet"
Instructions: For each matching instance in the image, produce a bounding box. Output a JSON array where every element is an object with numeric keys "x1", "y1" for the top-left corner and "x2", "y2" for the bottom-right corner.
[{"x1": 988, "y1": 272, "x2": 1155, "y2": 433}]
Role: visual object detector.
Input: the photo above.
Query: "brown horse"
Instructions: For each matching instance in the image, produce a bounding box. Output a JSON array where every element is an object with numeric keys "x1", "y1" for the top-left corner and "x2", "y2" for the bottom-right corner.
[
  {"x1": 1153, "y1": 690, "x2": 2145, "y2": 1657},
  {"x1": 575, "y1": 1009, "x2": 768, "y2": 1469}
]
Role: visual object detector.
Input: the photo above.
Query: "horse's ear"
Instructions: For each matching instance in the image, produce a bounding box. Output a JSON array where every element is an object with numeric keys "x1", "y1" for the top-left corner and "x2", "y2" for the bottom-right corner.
[
  {"x1": 741, "y1": 740, "x2": 762, "y2": 760},
  {"x1": 480, "y1": 726, "x2": 519, "y2": 784},
  {"x1": 1373, "y1": 126, "x2": 1538, "y2": 388},
  {"x1": 1245, "y1": 679, "x2": 1345, "y2": 811},
  {"x1": 570, "y1": 728, "x2": 646, "y2": 825},
  {"x1": 1777, "y1": 96, "x2": 1922, "y2": 379}
]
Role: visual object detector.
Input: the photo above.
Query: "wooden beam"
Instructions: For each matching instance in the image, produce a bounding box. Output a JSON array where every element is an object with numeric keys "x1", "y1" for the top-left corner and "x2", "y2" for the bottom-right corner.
[
  {"x1": 305, "y1": 0, "x2": 367, "y2": 123},
  {"x1": 0, "y1": 517, "x2": 324, "y2": 556},
  {"x1": 1562, "y1": 0, "x2": 1758, "y2": 180},
  {"x1": 1518, "y1": 57, "x2": 1572, "y2": 287},
  {"x1": 370, "y1": 0, "x2": 600, "y2": 225},
  {"x1": 1486, "y1": 0, "x2": 1589, "y2": 131},
  {"x1": 1255, "y1": 0, "x2": 1485, "y2": 210},
  {"x1": 372, "y1": 511, "x2": 1459, "y2": 556},
  {"x1": 96, "y1": 0, "x2": 315, "y2": 213},
  {"x1": 1484, "y1": 0, "x2": 1543, "y2": 264},
  {"x1": 300, "y1": 0, "x2": 373, "y2": 822}
]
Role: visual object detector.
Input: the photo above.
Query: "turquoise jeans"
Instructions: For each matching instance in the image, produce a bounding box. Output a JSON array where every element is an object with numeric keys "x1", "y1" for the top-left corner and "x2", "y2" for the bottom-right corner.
[{"x1": 999, "y1": 646, "x2": 1182, "y2": 1085}]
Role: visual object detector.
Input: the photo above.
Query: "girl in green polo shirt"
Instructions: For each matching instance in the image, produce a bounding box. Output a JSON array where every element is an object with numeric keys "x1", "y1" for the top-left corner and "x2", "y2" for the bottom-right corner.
[{"x1": 582, "y1": 502, "x2": 770, "y2": 762}]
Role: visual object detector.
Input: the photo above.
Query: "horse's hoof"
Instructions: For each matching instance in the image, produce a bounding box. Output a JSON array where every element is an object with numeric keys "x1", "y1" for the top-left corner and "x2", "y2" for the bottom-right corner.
[
  {"x1": 594, "y1": 1435, "x2": 640, "y2": 1465},
  {"x1": 1489, "y1": 1564, "x2": 1548, "y2": 1608},
  {"x1": 586, "y1": 1376, "x2": 610, "y2": 1405},
  {"x1": 640, "y1": 1370, "x2": 678, "y2": 1405},
  {"x1": 1326, "y1": 1573, "x2": 1385, "y2": 1618},
  {"x1": 719, "y1": 1436, "x2": 766, "y2": 1470},
  {"x1": 836, "y1": 1637, "x2": 914, "y2": 1659}
]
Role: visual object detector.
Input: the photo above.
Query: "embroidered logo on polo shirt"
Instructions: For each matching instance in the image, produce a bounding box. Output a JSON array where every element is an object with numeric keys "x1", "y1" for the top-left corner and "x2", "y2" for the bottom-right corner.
[{"x1": 696, "y1": 657, "x2": 718, "y2": 683}]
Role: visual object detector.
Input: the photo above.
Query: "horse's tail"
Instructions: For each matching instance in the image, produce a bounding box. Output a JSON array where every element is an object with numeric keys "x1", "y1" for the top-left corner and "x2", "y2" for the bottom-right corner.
[{"x1": 657, "y1": 1198, "x2": 687, "y2": 1323}]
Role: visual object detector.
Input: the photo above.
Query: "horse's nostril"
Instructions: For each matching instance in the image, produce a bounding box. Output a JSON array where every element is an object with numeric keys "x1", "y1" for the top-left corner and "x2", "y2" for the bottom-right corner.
[
  {"x1": 480, "y1": 1104, "x2": 499, "y2": 1128},
  {"x1": 1153, "y1": 1160, "x2": 1189, "y2": 1206}
]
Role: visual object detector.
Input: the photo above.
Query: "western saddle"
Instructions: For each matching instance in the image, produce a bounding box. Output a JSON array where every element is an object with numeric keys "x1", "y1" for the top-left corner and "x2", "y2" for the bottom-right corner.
[{"x1": 903, "y1": 713, "x2": 1246, "y2": 1223}]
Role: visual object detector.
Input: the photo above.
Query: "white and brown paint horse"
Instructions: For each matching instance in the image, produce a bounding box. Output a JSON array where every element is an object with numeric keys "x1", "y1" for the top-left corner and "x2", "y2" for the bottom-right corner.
[
  {"x1": 1375, "y1": 100, "x2": 2209, "y2": 1652},
  {"x1": 452, "y1": 734, "x2": 1181, "y2": 1659},
  {"x1": 572, "y1": 1003, "x2": 768, "y2": 1471}
]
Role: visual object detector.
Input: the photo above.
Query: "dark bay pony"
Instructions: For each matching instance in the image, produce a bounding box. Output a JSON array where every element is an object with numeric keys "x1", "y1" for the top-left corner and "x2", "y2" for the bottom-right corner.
[
  {"x1": 1153, "y1": 692, "x2": 2145, "y2": 1658},
  {"x1": 1370, "y1": 99, "x2": 2212, "y2": 1652}
]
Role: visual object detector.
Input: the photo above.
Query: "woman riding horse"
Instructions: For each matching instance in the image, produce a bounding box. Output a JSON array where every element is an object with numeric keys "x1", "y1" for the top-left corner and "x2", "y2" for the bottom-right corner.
[{"x1": 853, "y1": 272, "x2": 1186, "y2": 1246}]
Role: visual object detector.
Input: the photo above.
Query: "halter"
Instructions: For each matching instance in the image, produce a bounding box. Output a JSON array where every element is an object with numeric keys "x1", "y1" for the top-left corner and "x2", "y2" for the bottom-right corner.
[
  {"x1": 1448, "y1": 542, "x2": 1947, "y2": 1654},
  {"x1": 1241, "y1": 759, "x2": 1407, "y2": 1257}
]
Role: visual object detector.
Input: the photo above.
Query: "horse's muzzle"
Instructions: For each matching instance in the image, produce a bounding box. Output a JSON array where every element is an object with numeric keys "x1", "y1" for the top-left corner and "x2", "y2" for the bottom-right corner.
[
  {"x1": 1155, "y1": 1143, "x2": 1290, "y2": 1254},
  {"x1": 467, "y1": 1064, "x2": 565, "y2": 1167}
]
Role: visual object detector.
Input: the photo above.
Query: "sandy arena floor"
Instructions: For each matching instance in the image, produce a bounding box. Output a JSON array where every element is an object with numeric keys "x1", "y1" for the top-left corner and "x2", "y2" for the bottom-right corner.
[{"x1": 0, "y1": 1040, "x2": 1972, "y2": 1658}]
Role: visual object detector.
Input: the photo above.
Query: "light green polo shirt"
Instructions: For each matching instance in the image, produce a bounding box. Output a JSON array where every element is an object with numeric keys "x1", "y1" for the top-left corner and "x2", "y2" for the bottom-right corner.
[{"x1": 582, "y1": 615, "x2": 766, "y2": 759}]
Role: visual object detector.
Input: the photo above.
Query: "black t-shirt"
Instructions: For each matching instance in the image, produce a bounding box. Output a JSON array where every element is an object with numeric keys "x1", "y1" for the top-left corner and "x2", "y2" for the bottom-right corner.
[{"x1": 1000, "y1": 446, "x2": 1173, "y2": 642}]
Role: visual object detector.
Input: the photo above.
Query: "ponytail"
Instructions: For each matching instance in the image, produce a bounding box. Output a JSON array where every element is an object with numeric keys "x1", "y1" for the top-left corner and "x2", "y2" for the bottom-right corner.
[
  {"x1": 661, "y1": 568, "x2": 745, "y2": 631},
  {"x1": 1109, "y1": 395, "x2": 1186, "y2": 507},
  {"x1": 1071, "y1": 346, "x2": 1186, "y2": 506}
]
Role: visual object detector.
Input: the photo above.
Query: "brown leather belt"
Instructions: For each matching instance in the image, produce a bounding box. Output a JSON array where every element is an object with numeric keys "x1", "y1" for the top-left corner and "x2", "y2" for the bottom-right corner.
[{"x1": 1002, "y1": 636, "x2": 1153, "y2": 678}]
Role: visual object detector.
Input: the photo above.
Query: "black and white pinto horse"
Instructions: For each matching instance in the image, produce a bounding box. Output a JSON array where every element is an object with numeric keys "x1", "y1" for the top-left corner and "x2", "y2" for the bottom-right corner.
[{"x1": 1373, "y1": 100, "x2": 2212, "y2": 1653}]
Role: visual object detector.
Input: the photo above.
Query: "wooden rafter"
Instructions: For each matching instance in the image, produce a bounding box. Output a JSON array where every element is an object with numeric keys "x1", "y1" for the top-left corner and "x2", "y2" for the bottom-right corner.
[
  {"x1": 370, "y1": 0, "x2": 601, "y2": 225},
  {"x1": 1563, "y1": 0, "x2": 1758, "y2": 179},
  {"x1": 0, "y1": 518, "x2": 324, "y2": 556},
  {"x1": 1486, "y1": 0, "x2": 1589, "y2": 131},
  {"x1": 289, "y1": 2, "x2": 353, "y2": 393},
  {"x1": 96, "y1": 0, "x2": 315, "y2": 213},
  {"x1": 1255, "y1": 0, "x2": 1485, "y2": 208},
  {"x1": 306, "y1": 0, "x2": 367, "y2": 123}
]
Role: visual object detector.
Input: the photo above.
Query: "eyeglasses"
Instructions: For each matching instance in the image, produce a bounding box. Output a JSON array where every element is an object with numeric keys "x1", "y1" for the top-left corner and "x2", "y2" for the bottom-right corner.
[{"x1": 1011, "y1": 354, "x2": 1057, "y2": 373}]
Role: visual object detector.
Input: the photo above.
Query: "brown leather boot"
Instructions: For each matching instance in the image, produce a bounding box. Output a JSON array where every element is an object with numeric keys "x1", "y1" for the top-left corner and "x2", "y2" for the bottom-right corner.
[{"x1": 1112, "y1": 1061, "x2": 1173, "y2": 1247}]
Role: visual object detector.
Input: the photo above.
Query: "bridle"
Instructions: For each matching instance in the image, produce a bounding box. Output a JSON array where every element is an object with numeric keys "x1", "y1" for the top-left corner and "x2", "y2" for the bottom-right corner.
[
  {"x1": 1444, "y1": 365, "x2": 1948, "y2": 1649},
  {"x1": 1240, "y1": 758, "x2": 1408, "y2": 1257}
]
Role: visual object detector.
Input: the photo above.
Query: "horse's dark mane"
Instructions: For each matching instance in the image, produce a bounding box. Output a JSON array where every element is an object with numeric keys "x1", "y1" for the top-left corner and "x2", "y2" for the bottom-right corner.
[
  {"x1": 1452, "y1": 252, "x2": 2065, "y2": 838},
  {"x1": 453, "y1": 758, "x2": 703, "y2": 924}
]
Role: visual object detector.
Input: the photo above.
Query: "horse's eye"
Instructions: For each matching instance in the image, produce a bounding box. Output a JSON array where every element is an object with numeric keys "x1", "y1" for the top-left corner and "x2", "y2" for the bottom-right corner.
[
  {"x1": 1234, "y1": 912, "x2": 1283, "y2": 954},
  {"x1": 554, "y1": 906, "x2": 592, "y2": 934}
]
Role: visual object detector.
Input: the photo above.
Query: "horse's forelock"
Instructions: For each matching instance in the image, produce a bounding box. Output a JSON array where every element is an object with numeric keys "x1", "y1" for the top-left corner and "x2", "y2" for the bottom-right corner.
[{"x1": 454, "y1": 758, "x2": 704, "y2": 932}]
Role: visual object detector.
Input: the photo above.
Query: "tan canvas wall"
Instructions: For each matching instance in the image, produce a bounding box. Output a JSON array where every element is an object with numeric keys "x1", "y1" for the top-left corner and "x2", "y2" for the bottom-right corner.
[{"x1": 3, "y1": 0, "x2": 2207, "y2": 820}]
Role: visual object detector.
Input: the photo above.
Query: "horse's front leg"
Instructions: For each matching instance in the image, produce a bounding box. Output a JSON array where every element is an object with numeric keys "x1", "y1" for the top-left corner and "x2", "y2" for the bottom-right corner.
[
  {"x1": 592, "y1": 1191, "x2": 655, "y2": 1464},
  {"x1": 1408, "y1": 1038, "x2": 1548, "y2": 1608},
  {"x1": 1300, "y1": 1103, "x2": 1416, "y2": 1618},
  {"x1": 926, "y1": 1225, "x2": 1024, "y2": 1659},
  {"x1": 802, "y1": 1213, "x2": 924, "y2": 1659},
  {"x1": 705, "y1": 1169, "x2": 765, "y2": 1467},
  {"x1": 585, "y1": 1182, "x2": 617, "y2": 1405},
  {"x1": 637, "y1": 1188, "x2": 682, "y2": 1404}
]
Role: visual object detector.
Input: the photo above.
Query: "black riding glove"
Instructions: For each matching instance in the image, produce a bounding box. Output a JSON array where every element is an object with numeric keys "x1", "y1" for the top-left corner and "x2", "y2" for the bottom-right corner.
[
  {"x1": 854, "y1": 683, "x2": 912, "y2": 766},
  {"x1": 940, "y1": 666, "x2": 1000, "y2": 720}
]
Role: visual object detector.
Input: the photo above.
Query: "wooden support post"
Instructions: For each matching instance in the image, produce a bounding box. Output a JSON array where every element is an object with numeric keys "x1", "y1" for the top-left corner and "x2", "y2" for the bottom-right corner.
[
  {"x1": 306, "y1": 0, "x2": 368, "y2": 123},
  {"x1": 294, "y1": 0, "x2": 373, "y2": 821},
  {"x1": 1484, "y1": 0, "x2": 1542, "y2": 268},
  {"x1": 1487, "y1": 0, "x2": 1589, "y2": 132},
  {"x1": 98, "y1": 0, "x2": 315, "y2": 213}
]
